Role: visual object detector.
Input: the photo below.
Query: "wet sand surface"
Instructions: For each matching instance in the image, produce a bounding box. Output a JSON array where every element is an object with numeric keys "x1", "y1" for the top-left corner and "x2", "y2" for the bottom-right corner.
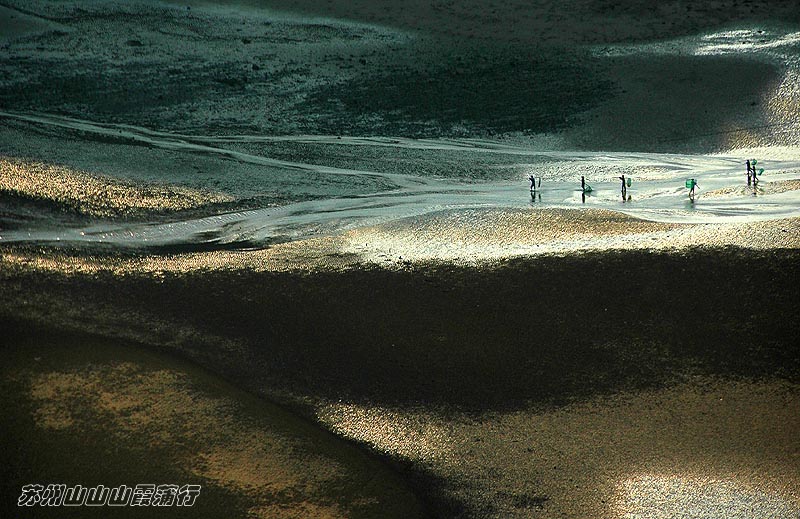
[
  {"x1": 2, "y1": 214, "x2": 799, "y2": 517},
  {"x1": 2, "y1": 208, "x2": 798, "y2": 272},
  {"x1": 2, "y1": 0, "x2": 800, "y2": 517},
  {"x1": 0, "y1": 328, "x2": 426, "y2": 519},
  {"x1": 319, "y1": 380, "x2": 800, "y2": 518},
  {"x1": 2, "y1": 1, "x2": 799, "y2": 148},
  {"x1": 0, "y1": 155, "x2": 234, "y2": 220}
]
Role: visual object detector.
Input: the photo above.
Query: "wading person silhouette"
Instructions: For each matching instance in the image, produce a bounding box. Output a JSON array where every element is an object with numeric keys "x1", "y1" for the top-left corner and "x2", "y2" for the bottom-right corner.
[
  {"x1": 580, "y1": 176, "x2": 588, "y2": 203},
  {"x1": 619, "y1": 174, "x2": 627, "y2": 195},
  {"x1": 746, "y1": 159, "x2": 752, "y2": 186},
  {"x1": 687, "y1": 178, "x2": 699, "y2": 200}
]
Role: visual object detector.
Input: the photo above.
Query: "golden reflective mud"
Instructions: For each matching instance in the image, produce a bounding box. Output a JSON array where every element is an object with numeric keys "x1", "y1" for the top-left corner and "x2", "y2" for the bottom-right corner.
[
  {"x1": 317, "y1": 380, "x2": 799, "y2": 517},
  {"x1": 1, "y1": 156, "x2": 232, "y2": 219},
  {"x1": 0, "y1": 335, "x2": 425, "y2": 518},
  {"x1": 2, "y1": 239, "x2": 799, "y2": 517}
]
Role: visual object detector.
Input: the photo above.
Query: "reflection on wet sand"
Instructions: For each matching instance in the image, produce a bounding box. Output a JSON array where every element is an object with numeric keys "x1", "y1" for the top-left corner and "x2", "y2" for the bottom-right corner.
[
  {"x1": 704, "y1": 177, "x2": 800, "y2": 197},
  {"x1": 0, "y1": 156, "x2": 232, "y2": 218},
  {"x1": 3, "y1": 227, "x2": 798, "y2": 517},
  {"x1": 2, "y1": 0, "x2": 800, "y2": 516},
  {"x1": 3, "y1": 209, "x2": 798, "y2": 275},
  {"x1": 615, "y1": 474, "x2": 797, "y2": 519},
  {"x1": 0, "y1": 334, "x2": 426, "y2": 518},
  {"x1": 317, "y1": 380, "x2": 800, "y2": 518}
]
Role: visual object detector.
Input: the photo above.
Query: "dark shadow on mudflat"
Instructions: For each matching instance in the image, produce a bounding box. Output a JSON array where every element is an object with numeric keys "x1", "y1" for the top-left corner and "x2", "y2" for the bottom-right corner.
[
  {"x1": 308, "y1": 43, "x2": 613, "y2": 137},
  {"x1": 567, "y1": 54, "x2": 785, "y2": 152},
  {"x1": 2, "y1": 247, "x2": 798, "y2": 413}
]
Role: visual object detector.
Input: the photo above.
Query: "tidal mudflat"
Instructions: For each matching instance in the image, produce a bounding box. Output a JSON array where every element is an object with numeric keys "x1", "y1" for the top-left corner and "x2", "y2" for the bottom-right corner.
[{"x1": 2, "y1": 1, "x2": 799, "y2": 517}]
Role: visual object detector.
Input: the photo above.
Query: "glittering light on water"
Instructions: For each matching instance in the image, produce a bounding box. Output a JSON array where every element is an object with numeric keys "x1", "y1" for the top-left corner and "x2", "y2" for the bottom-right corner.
[{"x1": 696, "y1": 30, "x2": 800, "y2": 55}]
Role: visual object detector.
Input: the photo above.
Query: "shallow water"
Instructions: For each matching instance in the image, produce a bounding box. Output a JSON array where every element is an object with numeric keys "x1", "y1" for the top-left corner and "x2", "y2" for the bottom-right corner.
[{"x1": 3, "y1": 111, "x2": 800, "y2": 250}]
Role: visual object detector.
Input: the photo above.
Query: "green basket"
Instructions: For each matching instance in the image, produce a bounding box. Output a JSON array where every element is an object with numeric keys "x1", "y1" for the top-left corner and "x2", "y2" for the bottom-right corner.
[
  {"x1": 685, "y1": 179, "x2": 695, "y2": 188},
  {"x1": 758, "y1": 168, "x2": 764, "y2": 176},
  {"x1": 626, "y1": 177, "x2": 632, "y2": 187}
]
